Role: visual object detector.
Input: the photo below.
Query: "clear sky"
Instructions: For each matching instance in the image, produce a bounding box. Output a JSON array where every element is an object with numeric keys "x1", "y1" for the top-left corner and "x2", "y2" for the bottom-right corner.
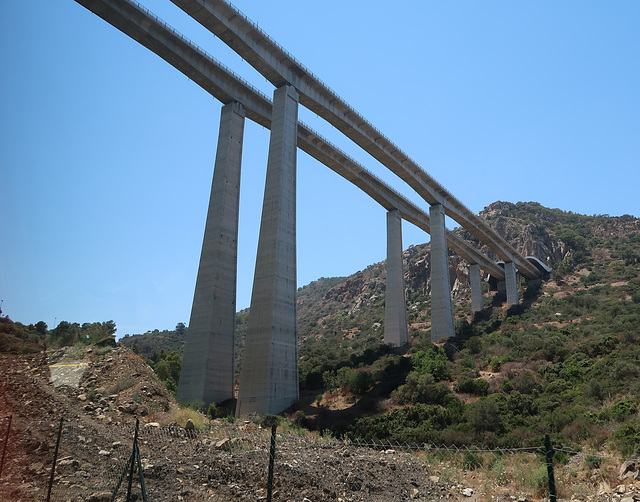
[{"x1": 1, "y1": 1, "x2": 639, "y2": 337}]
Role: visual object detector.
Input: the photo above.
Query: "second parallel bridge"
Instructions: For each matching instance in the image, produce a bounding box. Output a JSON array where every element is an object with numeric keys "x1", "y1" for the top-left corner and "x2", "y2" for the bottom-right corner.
[{"x1": 74, "y1": 0, "x2": 506, "y2": 279}]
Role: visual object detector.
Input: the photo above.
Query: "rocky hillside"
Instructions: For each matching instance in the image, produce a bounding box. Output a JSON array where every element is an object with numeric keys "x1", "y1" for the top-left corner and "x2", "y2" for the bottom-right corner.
[
  {"x1": 295, "y1": 202, "x2": 638, "y2": 364},
  {"x1": 119, "y1": 201, "x2": 640, "y2": 394},
  {"x1": 0, "y1": 347, "x2": 470, "y2": 502},
  {"x1": 2, "y1": 201, "x2": 640, "y2": 501}
]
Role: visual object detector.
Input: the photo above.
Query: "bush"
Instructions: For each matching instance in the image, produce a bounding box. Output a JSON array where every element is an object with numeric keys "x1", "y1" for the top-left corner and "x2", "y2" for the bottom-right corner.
[
  {"x1": 323, "y1": 367, "x2": 372, "y2": 395},
  {"x1": 612, "y1": 421, "x2": 640, "y2": 457},
  {"x1": 182, "y1": 400, "x2": 204, "y2": 413},
  {"x1": 393, "y1": 372, "x2": 452, "y2": 405},
  {"x1": 412, "y1": 346, "x2": 450, "y2": 381},
  {"x1": 462, "y1": 451, "x2": 483, "y2": 470},
  {"x1": 467, "y1": 336, "x2": 482, "y2": 354},
  {"x1": 454, "y1": 378, "x2": 489, "y2": 396},
  {"x1": 261, "y1": 414, "x2": 282, "y2": 428},
  {"x1": 467, "y1": 398, "x2": 501, "y2": 432},
  {"x1": 610, "y1": 399, "x2": 638, "y2": 421},
  {"x1": 207, "y1": 402, "x2": 218, "y2": 419},
  {"x1": 294, "y1": 410, "x2": 307, "y2": 428},
  {"x1": 585, "y1": 455, "x2": 604, "y2": 470},
  {"x1": 511, "y1": 371, "x2": 541, "y2": 395}
]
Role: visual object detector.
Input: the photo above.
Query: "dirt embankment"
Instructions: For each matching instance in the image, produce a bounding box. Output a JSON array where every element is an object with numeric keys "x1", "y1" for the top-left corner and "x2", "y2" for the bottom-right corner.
[{"x1": 0, "y1": 349, "x2": 461, "y2": 502}]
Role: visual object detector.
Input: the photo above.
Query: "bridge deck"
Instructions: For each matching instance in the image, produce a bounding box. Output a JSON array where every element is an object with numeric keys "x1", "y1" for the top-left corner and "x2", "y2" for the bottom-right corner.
[
  {"x1": 74, "y1": 0, "x2": 507, "y2": 280},
  {"x1": 169, "y1": 0, "x2": 541, "y2": 279}
]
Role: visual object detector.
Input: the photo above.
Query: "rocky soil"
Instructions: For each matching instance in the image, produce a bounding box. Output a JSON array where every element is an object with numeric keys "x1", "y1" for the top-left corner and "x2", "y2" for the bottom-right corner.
[
  {"x1": 1, "y1": 348, "x2": 638, "y2": 502},
  {"x1": 0, "y1": 348, "x2": 465, "y2": 501}
]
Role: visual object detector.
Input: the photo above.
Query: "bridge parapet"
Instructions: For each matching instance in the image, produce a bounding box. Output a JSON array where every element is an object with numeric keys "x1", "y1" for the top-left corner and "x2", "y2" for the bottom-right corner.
[{"x1": 168, "y1": 0, "x2": 542, "y2": 280}]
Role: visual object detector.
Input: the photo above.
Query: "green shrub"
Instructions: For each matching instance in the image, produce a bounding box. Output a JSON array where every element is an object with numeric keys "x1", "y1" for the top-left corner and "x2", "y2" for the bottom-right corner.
[
  {"x1": 393, "y1": 372, "x2": 452, "y2": 405},
  {"x1": 612, "y1": 421, "x2": 640, "y2": 457},
  {"x1": 454, "y1": 378, "x2": 489, "y2": 396},
  {"x1": 412, "y1": 346, "x2": 450, "y2": 381},
  {"x1": 323, "y1": 367, "x2": 372, "y2": 395},
  {"x1": 511, "y1": 371, "x2": 541, "y2": 395},
  {"x1": 294, "y1": 410, "x2": 307, "y2": 428},
  {"x1": 182, "y1": 400, "x2": 204, "y2": 413},
  {"x1": 467, "y1": 398, "x2": 501, "y2": 432},
  {"x1": 610, "y1": 399, "x2": 638, "y2": 421},
  {"x1": 585, "y1": 455, "x2": 604, "y2": 470},
  {"x1": 466, "y1": 336, "x2": 482, "y2": 354},
  {"x1": 462, "y1": 451, "x2": 483, "y2": 470},
  {"x1": 261, "y1": 414, "x2": 282, "y2": 428},
  {"x1": 207, "y1": 402, "x2": 218, "y2": 419}
]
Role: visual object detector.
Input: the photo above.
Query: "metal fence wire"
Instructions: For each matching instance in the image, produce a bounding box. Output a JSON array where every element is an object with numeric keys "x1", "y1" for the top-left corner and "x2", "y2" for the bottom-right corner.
[{"x1": 0, "y1": 416, "x2": 638, "y2": 501}]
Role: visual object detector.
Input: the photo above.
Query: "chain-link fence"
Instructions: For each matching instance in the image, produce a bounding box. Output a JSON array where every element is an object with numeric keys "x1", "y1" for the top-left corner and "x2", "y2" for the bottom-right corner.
[{"x1": 1, "y1": 415, "x2": 638, "y2": 501}]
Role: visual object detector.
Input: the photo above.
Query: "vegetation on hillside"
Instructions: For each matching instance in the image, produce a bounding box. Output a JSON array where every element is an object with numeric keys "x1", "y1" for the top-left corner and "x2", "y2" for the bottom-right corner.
[
  {"x1": 2, "y1": 202, "x2": 639, "y2": 458},
  {"x1": 0, "y1": 318, "x2": 116, "y2": 353},
  {"x1": 293, "y1": 203, "x2": 640, "y2": 457}
]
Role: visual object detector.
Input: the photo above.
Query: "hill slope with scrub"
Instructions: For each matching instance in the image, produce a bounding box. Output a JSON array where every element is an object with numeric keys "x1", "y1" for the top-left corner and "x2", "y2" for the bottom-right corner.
[{"x1": 2, "y1": 201, "x2": 640, "y2": 500}]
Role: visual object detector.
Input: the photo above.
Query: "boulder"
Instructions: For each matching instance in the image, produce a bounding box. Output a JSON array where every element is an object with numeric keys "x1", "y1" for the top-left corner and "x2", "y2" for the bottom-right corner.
[{"x1": 620, "y1": 460, "x2": 639, "y2": 480}]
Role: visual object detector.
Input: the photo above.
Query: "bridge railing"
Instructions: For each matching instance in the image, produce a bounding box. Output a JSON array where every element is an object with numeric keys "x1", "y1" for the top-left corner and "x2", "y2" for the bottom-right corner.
[
  {"x1": 124, "y1": 0, "x2": 272, "y2": 104},
  {"x1": 202, "y1": 2, "x2": 502, "y2": 259},
  {"x1": 297, "y1": 121, "x2": 421, "y2": 206},
  {"x1": 221, "y1": 1, "x2": 413, "y2": 173}
]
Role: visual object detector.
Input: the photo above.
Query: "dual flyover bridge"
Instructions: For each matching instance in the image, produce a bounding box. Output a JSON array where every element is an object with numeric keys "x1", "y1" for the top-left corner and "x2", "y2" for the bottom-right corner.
[{"x1": 74, "y1": 0, "x2": 548, "y2": 416}]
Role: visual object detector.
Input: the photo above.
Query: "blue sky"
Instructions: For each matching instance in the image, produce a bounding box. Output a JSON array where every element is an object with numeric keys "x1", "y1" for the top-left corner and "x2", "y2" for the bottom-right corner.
[{"x1": 1, "y1": 1, "x2": 638, "y2": 336}]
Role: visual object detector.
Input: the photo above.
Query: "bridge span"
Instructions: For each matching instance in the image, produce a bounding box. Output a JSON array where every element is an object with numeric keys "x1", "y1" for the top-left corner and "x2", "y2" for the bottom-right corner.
[
  {"x1": 169, "y1": 0, "x2": 541, "y2": 281},
  {"x1": 73, "y1": 0, "x2": 545, "y2": 415},
  {"x1": 73, "y1": 0, "x2": 505, "y2": 281}
]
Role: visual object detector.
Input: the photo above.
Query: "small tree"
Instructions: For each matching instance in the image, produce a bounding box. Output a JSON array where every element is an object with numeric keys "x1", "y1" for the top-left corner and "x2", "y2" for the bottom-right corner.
[
  {"x1": 155, "y1": 360, "x2": 170, "y2": 381},
  {"x1": 467, "y1": 398, "x2": 501, "y2": 432},
  {"x1": 166, "y1": 351, "x2": 182, "y2": 384},
  {"x1": 207, "y1": 402, "x2": 218, "y2": 419},
  {"x1": 35, "y1": 321, "x2": 48, "y2": 336}
]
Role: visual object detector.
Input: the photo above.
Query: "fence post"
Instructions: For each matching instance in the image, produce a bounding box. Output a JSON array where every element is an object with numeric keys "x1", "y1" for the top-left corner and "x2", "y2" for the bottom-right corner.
[
  {"x1": 135, "y1": 437, "x2": 148, "y2": 502},
  {"x1": 266, "y1": 423, "x2": 277, "y2": 502},
  {"x1": 126, "y1": 418, "x2": 140, "y2": 502},
  {"x1": 544, "y1": 434, "x2": 557, "y2": 502},
  {"x1": 46, "y1": 417, "x2": 64, "y2": 502},
  {"x1": 0, "y1": 415, "x2": 12, "y2": 481}
]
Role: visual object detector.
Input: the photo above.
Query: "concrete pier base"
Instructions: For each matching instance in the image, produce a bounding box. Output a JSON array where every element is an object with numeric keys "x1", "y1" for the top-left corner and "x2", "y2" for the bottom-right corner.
[
  {"x1": 236, "y1": 85, "x2": 299, "y2": 417},
  {"x1": 177, "y1": 102, "x2": 245, "y2": 408},
  {"x1": 384, "y1": 210, "x2": 408, "y2": 347},
  {"x1": 469, "y1": 263, "x2": 484, "y2": 312},
  {"x1": 504, "y1": 261, "x2": 519, "y2": 306},
  {"x1": 429, "y1": 204, "x2": 455, "y2": 340}
]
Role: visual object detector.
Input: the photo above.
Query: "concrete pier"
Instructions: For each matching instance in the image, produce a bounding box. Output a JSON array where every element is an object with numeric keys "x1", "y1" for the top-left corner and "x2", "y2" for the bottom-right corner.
[
  {"x1": 469, "y1": 263, "x2": 484, "y2": 312},
  {"x1": 504, "y1": 261, "x2": 519, "y2": 306},
  {"x1": 384, "y1": 210, "x2": 408, "y2": 347},
  {"x1": 177, "y1": 102, "x2": 245, "y2": 408},
  {"x1": 236, "y1": 85, "x2": 299, "y2": 417},
  {"x1": 429, "y1": 204, "x2": 455, "y2": 340}
]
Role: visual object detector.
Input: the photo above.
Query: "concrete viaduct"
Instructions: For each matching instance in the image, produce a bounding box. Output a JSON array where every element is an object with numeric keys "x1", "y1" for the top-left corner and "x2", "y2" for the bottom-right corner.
[{"x1": 74, "y1": 0, "x2": 547, "y2": 416}]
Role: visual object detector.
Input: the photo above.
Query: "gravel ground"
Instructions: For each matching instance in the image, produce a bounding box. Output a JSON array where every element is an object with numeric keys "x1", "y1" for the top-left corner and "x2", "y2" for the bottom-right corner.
[{"x1": 1, "y1": 348, "x2": 638, "y2": 502}]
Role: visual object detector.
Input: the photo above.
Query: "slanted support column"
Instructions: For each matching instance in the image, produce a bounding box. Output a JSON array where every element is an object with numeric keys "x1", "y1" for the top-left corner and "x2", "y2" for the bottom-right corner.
[
  {"x1": 469, "y1": 263, "x2": 484, "y2": 312},
  {"x1": 236, "y1": 85, "x2": 299, "y2": 417},
  {"x1": 384, "y1": 209, "x2": 408, "y2": 347},
  {"x1": 429, "y1": 204, "x2": 455, "y2": 340},
  {"x1": 504, "y1": 261, "x2": 519, "y2": 306},
  {"x1": 177, "y1": 102, "x2": 245, "y2": 408}
]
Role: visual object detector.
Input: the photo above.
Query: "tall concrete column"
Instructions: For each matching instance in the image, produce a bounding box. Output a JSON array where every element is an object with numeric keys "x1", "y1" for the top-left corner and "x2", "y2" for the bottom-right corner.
[
  {"x1": 429, "y1": 204, "x2": 455, "y2": 340},
  {"x1": 177, "y1": 102, "x2": 245, "y2": 408},
  {"x1": 469, "y1": 263, "x2": 484, "y2": 312},
  {"x1": 504, "y1": 261, "x2": 519, "y2": 306},
  {"x1": 236, "y1": 85, "x2": 299, "y2": 417},
  {"x1": 384, "y1": 209, "x2": 408, "y2": 347}
]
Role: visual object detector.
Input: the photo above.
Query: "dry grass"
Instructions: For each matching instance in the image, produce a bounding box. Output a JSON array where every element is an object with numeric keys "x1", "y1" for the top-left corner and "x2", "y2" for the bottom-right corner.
[{"x1": 169, "y1": 403, "x2": 210, "y2": 429}]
